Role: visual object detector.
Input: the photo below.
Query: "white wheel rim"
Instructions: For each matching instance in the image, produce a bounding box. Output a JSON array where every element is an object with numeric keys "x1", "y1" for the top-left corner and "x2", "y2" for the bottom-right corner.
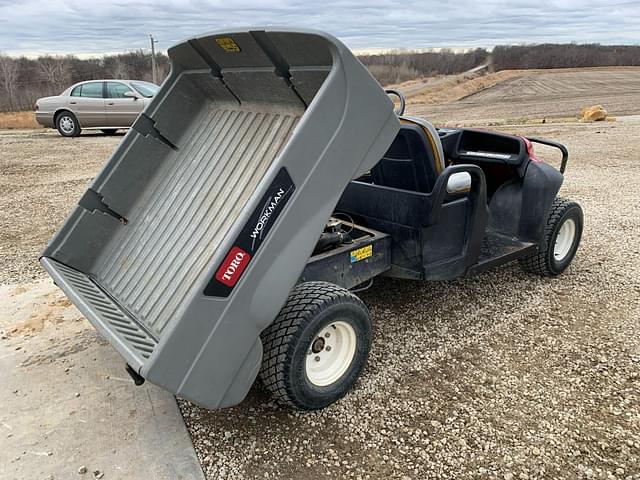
[
  {"x1": 60, "y1": 116, "x2": 74, "y2": 134},
  {"x1": 554, "y1": 218, "x2": 576, "y2": 261},
  {"x1": 305, "y1": 321, "x2": 357, "y2": 387}
]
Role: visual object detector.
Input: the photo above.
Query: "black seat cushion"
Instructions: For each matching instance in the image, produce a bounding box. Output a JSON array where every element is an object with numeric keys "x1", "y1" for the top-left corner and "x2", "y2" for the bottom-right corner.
[{"x1": 371, "y1": 124, "x2": 440, "y2": 193}]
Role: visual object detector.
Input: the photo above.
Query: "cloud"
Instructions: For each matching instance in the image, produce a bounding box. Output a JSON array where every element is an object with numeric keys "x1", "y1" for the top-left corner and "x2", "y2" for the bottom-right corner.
[{"x1": 0, "y1": 0, "x2": 638, "y2": 55}]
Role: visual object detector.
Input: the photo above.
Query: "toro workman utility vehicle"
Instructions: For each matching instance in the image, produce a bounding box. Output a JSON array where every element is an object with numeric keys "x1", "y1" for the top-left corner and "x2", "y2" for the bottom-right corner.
[{"x1": 41, "y1": 28, "x2": 583, "y2": 410}]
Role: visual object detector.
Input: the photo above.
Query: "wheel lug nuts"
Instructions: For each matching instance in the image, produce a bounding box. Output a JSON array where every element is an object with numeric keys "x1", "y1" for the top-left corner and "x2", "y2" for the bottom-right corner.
[
  {"x1": 325, "y1": 346, "x2": 331, "y2": 351},
  {"x1": 324, "y1": 333, "x2": 330, "y2": 338},
  {"x1": 314, "y1": 356, "x2": 321, "y2": 362}
]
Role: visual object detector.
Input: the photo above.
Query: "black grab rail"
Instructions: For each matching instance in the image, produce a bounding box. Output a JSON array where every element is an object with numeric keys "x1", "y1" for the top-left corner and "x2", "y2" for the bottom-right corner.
[{"x1": 527, "y1": 137, "x2": 569, "y2": 174}]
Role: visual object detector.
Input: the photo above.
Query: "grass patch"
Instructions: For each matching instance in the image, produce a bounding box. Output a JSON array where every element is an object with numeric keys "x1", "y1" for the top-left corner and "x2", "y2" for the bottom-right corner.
[{"x1": 0, "y1": 111, "x2": 42, "y2": 129}]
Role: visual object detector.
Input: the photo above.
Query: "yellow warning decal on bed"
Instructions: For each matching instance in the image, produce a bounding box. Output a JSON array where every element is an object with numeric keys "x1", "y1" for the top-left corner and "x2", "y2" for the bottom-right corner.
[
  {"x1": 215, "y1": 37, "x2": 241, "y2": 52},
  {"x1": 350, "y1": 245, "x2": 373, "y2": 263}
]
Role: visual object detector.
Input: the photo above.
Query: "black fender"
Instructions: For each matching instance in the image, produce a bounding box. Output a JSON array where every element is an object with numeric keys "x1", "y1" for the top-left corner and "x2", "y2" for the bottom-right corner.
[{"x1": 519, "y1": 161, "x2": 564, "y2": 242}]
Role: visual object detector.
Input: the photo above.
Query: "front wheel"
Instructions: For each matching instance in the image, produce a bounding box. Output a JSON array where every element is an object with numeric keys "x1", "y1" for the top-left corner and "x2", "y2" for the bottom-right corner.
[
  {"x1": 55, "y1": 111, "x2": 81, "y2": 137},
  {"x1": 520, "y1": 197, "x2": 583, "y2": 276},
  {"x1": 259, "y1": 282, "x2": 372, "y2": 410}
]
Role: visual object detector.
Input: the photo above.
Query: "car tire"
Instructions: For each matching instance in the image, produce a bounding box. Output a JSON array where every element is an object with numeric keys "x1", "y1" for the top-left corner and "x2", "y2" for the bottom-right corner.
[
  {"x1": 259, "y1": 281, "x2": 372, "y2": 410},
  {"x1": 519, "y1": 197, "x2": 583, "y2": 276},
  {"x1": 55, "y1": 111, "x2": 81, "y2": 137},
  {"x1": 101, "y1": 129, "x2": 118, "y2": 135}
]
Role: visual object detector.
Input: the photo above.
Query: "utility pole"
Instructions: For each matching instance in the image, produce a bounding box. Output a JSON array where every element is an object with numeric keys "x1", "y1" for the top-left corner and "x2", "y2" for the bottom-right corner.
[{"x1": 150, "y1": 34, "x2": 158, "y2": 84}]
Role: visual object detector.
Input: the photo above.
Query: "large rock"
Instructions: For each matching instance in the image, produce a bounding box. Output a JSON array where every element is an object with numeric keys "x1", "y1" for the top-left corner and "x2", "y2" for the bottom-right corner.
[{"x1": 580, "y1": 105, "x2": 607, "y2": 122}]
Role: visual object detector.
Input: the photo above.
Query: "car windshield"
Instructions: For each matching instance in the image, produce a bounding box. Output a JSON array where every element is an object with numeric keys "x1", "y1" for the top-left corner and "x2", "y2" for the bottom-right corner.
[{"x1": 130, "y1": 81, "x2": 160, "y2": 98}]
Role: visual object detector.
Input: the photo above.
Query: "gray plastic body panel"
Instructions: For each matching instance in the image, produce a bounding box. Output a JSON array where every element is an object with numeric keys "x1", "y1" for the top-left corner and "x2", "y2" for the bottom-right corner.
[{"x1": 41, "y1": 28, "x2": 399, "y2": 409}]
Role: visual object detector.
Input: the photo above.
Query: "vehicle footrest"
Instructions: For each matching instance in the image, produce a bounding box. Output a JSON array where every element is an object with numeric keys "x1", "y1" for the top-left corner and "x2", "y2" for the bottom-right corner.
[{"x1": 469, "y1": 232, "x2": 537, "y2": 275}]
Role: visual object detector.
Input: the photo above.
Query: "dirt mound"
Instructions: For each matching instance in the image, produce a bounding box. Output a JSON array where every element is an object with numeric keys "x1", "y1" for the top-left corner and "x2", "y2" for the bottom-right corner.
[
  {"x1": 407, "y1": 67, "x2": 640, "y2": 125},
  {"x1": 580, "y1": 105, "x2": 607, "y2": 121}
]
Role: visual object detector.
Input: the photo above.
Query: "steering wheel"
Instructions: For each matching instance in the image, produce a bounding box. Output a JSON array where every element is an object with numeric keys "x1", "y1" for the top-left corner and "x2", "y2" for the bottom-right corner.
[{"x1": 385, "y1": 89, "x2": 406, "y2": 116}]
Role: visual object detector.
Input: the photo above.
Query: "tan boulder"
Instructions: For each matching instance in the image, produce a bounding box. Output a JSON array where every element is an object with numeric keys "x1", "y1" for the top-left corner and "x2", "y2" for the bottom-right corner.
[{"x1": 580, "y1": 105, "x2": 607, "y2": 122}]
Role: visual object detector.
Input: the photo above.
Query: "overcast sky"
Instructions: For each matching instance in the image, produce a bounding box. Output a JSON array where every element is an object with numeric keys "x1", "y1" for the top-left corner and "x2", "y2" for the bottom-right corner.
[{"x1": 1, "y1": 0, "x2": 638, "y2": 56}]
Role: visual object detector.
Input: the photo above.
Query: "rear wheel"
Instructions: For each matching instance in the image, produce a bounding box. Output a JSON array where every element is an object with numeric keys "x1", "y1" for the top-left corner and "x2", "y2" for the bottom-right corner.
[
  {"x1": 259, "y1": 282, "x2": 372, "y2": 410},
  {"x1": 520, "y1": 197, "x2": 583, "y2": 276},
  {"x1": 55, "y1": 111, "x2": 81, "y2": 137},
  {"x1": 101, "y1": 129, "x2": 118, "y2": 135}
]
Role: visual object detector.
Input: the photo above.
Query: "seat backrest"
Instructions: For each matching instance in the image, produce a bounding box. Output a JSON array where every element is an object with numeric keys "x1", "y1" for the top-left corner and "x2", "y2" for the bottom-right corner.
[
  {"x1": 402, "y1": 116, "x2": 446, "y2": 171},
  {"x1": 371, "y1": 117, "x2": 445, "y2": 193}
]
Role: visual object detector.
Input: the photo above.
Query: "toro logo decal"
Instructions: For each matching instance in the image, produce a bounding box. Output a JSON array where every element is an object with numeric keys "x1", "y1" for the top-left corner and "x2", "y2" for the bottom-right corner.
[{"x1": 215, "y1": 247, "x2": 251, "y2": 287}]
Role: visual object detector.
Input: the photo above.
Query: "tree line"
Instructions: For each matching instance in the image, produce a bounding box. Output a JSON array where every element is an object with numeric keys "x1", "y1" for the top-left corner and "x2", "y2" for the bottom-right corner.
[
  {"x1": 491, "y1": 44, "x2": 640, "y2": 70},
  {"x1": 359, "y1": 48, "x2": 489, "y2": 85},
  {"x1": 360, "y1": 43, "x2": 640, "y2": 85},
  {"x1": 1, "y1": 43, "x2": 639, "y2": 113},
  {"x1": 0, "y1": 50, "x2": 169, "y2": 112}
]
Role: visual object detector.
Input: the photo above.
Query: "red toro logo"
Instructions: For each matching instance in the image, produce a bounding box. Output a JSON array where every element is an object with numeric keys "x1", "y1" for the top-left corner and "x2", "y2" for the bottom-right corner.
[{"x1": 215, "y1": 247, "x2": 251, "y2": 287}]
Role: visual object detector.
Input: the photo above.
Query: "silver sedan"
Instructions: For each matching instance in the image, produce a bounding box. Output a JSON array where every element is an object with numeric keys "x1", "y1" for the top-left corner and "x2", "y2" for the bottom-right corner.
[{"x1": 35, "y1": 79, "x2": 159, "y2": 137}]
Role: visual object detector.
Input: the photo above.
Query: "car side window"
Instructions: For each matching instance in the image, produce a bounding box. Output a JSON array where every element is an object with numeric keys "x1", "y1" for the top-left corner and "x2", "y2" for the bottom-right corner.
[
  {"x1": 71, "y1": 85, "x2": 82, "y2": 97},
  {"x1": 80, "y1": 82, "x2": 103, "y2": 98},
  {"x1": 106, "y1": 82, "x2": 133, "y2": 99}
]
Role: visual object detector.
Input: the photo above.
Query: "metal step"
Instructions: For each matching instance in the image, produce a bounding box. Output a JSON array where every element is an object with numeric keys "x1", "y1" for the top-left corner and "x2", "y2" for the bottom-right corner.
[{"x1": 468, "y1": 231, "x2": 537, "y2": 275}]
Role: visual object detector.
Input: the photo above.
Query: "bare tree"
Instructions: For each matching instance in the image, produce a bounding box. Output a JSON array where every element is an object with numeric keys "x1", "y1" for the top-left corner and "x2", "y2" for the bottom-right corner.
[
  {"x1": 0, "y1": 54, "x2": 18, "y2": 111},
  {"x1": 38, "y1": 55, "x2": 71, "y2": 95},
  {"x1": 111, "y1": 57, "x2": 129, "y2": 79}
]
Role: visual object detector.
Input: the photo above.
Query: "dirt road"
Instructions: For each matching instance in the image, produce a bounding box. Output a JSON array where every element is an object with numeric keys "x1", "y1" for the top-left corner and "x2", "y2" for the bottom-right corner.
[
  {"x1": 1, "y1": 69, "x2": 639, "y2": 479},
  {"x1": 396, "y1": 62, "x2": 490, "y2": 97}
]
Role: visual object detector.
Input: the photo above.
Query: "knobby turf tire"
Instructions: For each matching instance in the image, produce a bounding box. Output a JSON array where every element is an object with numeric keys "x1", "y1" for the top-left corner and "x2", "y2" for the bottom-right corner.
[
  {"x1": 519, "y1": 197, "x2": 583, "y2": 276},
  {"x1": 259, "y1": 281, "x2": 372, "y2": 410}
]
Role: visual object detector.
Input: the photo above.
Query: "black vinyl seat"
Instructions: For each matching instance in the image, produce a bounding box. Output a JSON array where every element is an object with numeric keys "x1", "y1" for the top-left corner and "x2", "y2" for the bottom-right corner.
[{"x1": 371, "y1": 121, "x2": 443, "y2": 194}]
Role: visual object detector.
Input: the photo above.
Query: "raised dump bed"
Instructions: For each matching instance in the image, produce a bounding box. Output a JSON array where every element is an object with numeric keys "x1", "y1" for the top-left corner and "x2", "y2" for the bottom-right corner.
[{"x1": 41, "y1": 28, "x2": 399, "y2": 408}]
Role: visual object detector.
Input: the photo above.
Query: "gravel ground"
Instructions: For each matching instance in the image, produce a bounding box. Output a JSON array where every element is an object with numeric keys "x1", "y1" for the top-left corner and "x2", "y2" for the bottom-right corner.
[
  {"x1": 0, "y1": 130, "x2": 120, "y2": 284},
  {"x1": 182, "y1": 118, "x2": 640, "y2": 479},
  {"x1": 1, "y1": 103, "x2": 639, "y2": 478}
]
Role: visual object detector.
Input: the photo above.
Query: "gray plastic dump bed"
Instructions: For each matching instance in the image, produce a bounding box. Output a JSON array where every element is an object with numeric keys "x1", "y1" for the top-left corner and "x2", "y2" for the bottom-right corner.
[{"x1": 41, "y1": 28, "x2": 399, "y2": 408}]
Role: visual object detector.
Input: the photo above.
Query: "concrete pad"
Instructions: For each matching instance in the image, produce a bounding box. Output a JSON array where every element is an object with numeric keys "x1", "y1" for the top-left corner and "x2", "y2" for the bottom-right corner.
[{"x1": 0, "y1": 280, "x2": 205, "y2": 480}]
